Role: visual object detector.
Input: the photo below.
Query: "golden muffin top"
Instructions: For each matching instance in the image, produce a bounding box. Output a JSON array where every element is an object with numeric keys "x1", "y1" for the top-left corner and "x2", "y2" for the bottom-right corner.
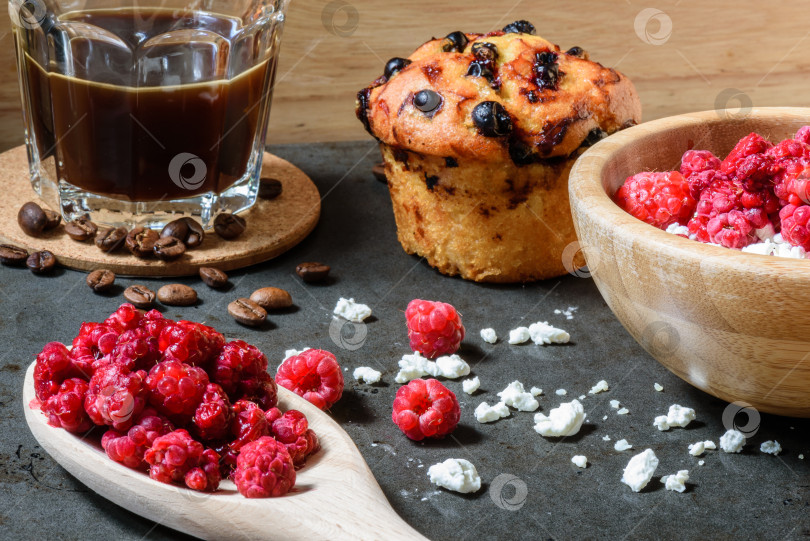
[{"x1": 356, "y1": 21, "x2": 642, "y2": 163}]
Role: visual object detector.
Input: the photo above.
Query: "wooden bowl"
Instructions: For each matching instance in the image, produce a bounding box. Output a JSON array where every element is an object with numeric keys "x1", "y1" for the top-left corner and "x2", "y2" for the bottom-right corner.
[{"x1": 568, "y1": 107, "x2": 810, "y2": 418}]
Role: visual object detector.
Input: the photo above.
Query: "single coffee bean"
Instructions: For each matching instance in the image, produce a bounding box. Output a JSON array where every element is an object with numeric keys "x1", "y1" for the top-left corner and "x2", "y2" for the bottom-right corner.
[
  {"x1": 161, "y1": 217, "x2": 205, "y2": 248},
  {"x1": 157, "y1": 283, "x2": 197, "y2": 306},
  {"x1": 125, "y1": 227, "x2": 160, "y2": 258},
  {"x1": 0, "y1": 244, "x2": 28, "y2": 266},
  {"x1": 371, "y1": 163, "x2": 387, "y2": 183},
  {"x1": 160, "y1": 218, "x2": 189, "y2": 241},
  {"x1": 17, "y1": 202, "x2": 47, "y2": 237},
  {"x1": 153, "y1": 236, "x2": 186, "y2": 261},
  {"x1": 43, "y1": 209, "x2": 62, "y2": 230},
  {"x1": 26, "y1": 250, "x2": 56, "y2": 274},
  {"x1": 199, "y1": 267, "x2": 228, "y2": 288},
  {"x1": 96, "y1": 226, "x2": 128, "y2": 252},
  {"x1": 295, "y1": 262, "x2": 331, "y2": 283},
  {"x1": 249, "y1": 287, "x2": 293, "y2": 310},
  {"x1": 214, "y1": 213, "x2": 246, "y2": 240},
  {"x1": 259, "y1": 177, "x2": 283, "y2": 200},
  {"x1": 86, "y1": 269, "x2": 115, "y2": 292},
  {"x1": 228, "y1": 298, "x2": 267, "y2": 327},
  {"x1": 64, "y1": 217, "x2": 98, "y2": 242},
  {"x1": 123, "y1": 285, "x2": 156, "y2": 308}
]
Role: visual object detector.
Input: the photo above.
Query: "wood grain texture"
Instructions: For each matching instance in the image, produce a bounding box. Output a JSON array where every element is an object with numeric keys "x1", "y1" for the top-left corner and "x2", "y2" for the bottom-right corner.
[
  {"x1": 2, "y1": 2, "x2": 810, "y2": 148},
  {"x1": 23, "y1": 361, "x2": 427, "y2": 541},
  {"x1": 568, "y1": 107, "x2": 810, "y2": 418},
  {"x1": 0, "y1": 147, "x2": 321, "y2": 276}
]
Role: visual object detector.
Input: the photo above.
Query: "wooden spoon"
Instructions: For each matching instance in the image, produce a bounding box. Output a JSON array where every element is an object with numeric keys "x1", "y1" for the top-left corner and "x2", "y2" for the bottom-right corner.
[{"x1": 23, "y1": 362, "x2": 427, "y2": 540}]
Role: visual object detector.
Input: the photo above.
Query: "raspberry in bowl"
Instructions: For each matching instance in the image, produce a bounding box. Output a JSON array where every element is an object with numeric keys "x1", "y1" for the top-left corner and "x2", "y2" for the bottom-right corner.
[{"x1": 568, "y1": 108, "x2": 810, "y2": 417}]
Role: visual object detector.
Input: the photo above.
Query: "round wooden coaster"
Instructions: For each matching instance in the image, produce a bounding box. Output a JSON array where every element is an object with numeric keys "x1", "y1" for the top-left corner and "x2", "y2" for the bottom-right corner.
[{"x1": 0, "y1": 146, "x2": 321, "y2": 276}]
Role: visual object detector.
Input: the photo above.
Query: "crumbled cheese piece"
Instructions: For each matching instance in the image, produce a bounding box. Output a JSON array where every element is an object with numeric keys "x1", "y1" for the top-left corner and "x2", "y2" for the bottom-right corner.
[
  {"x1": 654, "y1": 383, "x2": 664, "y2": 392},
  {"x1": 394, "y1": 352, "x2": 469, "y2": 382},
  {"x1": 602, "y1": 415, "x2": 608, "y2": 421},
  {"x1": 474, "y1": 401, "x2": 510, "y2": 423},
  {"x1": 555, "y1": 389, "x2": 567, "y2": 396},
  {"x1": 698, "y1": 460, "x2": 705, "y2": 466},
  {"x1": 621, "y1": 449, "x2": 659, "y2": 492},
  {"x1": 760, "y1": 440, "x2": 782, "y2": 456},
  {"x1": 533, "y1": 399, "x2": 585, "y2": 437},
  {"x1": 665, "y1": 223, "x2": 690, "y2": 236},
  {"x1": 353, "y1": 366, "x2": 381, "y2": 384},
  {"x1": 588, "y1": 380, "x2": 609, "y2": 395},
  {"x1": 530, "y1": 387, "x2": 543, "y2": 396},
  {"x1": 654, "y1": 404, "x2": 696, "y2": 431},
  {"x1": 579, "y1": 395, "x2": 586, "y2": 400},
  {"x1": 497, "y1": 380, "x2": 540, "y2": 412},
  {"x1": 283, "y1": 347, "x2": 311, "y2": 361},
  {"x1": 479, "y1": 328, "x2": 498, "y2": 344},
  {"x1": 688, "y1": 440, "x2": 716, "y2": 457},
  {"x1": 554, "y1": 307, "x2": 578, "y2": 320},
  {"x1": 462, "y1": 377, "x2": 480, "y2": 395},
  {"x1": 799, "y1": 454, "x2": 805, "y2": 460},
  {"x1": 610, "y1": 399, "x2": 621, "y2": 409},
  {"x1": 427, "y1": 458, "x2": 481, "y2": 493},
  {"x1": 528, "y1": 321, "x2": 570, "y2": 345},
  {"x1": 614, "y1": 439, "x2": 633, "y2": 451},
  {"x1": 661, "y1": 470, "x2": 689, "y2": 493},
  {"x1": 602, "y1": 435, "x2": 611, "y2": 441},
  {"x1": 435, "y1": 354, "x2": 470, "y2": 379},
  {"x1": 333, "y1": 297, "x2": 372, "y2": 322},
  {"x1": 508, "y1": 327, "x2": 531, "y2": 344},
  {"x1": 719, "y1": 429, "x2": 746, "y2": 453},
  {"x1": 571, "y1": 455, "x2": 588, "y2": 468},
  {"x1": 617, "y1": 408, "x2": 630, "y2": 415}
]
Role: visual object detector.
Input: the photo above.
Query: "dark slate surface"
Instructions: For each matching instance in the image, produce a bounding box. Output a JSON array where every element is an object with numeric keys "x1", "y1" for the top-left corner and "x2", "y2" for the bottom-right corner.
[{"x1": 0, "y1": 141, "x2": 808, "y2": 540}]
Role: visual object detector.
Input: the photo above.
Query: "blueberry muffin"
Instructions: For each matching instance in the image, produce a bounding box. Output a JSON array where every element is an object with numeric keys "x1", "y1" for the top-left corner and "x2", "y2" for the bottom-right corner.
[{"x1": 356, "y1": 21, "x2": 641, "y2": 282}]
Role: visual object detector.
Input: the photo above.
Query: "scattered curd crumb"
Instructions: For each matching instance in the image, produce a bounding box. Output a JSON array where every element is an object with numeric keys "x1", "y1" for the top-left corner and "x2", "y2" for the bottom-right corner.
[
  {"x1": 654, "y1": 383, "x2": 664, "y2": 392},
  {"x1": 462, "y1": 376, "x2": 480, "y2": 395},
  {"x1": 719, "y1": 429, "x2": 746, "y2": 453},
  {"x1": 333, "y1": 297, "x2": 372, "y2": 323},
  {"x1": 528, "y1": 321, "x2": 570, "y2": 345},
  {"x1": 474, "y1": 401, "x2": 510, "y2": 423},
  {"x1": 571, "y1": 455, "x2": 588, "y2": 468},
  {"x1": 497, "y1": 380, "x2": 540, "y2": 412},
  {"x1": 799, "y1": 454, "x2": 805, "y2": 460},
  {"x1": 283, "y1": 347, "x2": 311, "y2": 361},
  {"x1": 698, "y1": 460, "x2": 705, "y2": 466},
  {"x1": 480, "y1": 328, "x2": 498, "y2": 344},
  {"x1": 654, "y1": 404, "x2": 696, "y2": 431},
  {"x1": 688, "y1": 440, "x2": 716, "y2": 457},
  {"x1": 760, "y1": 440, "x2": 782, "y2": 456},
  {"x1": 554, "y1": 306, "x2": 578, "y2": 320},
  {"x1": 533, "y1": 399, "x2": 585, "y2": 437},
  {"x1": 589, "y1": 380, "x2": 609, "y2": 395},
  {"x1": 602, "y1": 415, "x2": 608, "y2": 421},
  {"x1": 508, "y1": 327, "x2": 531, "y2": 345},
  {"x1": 665, "y1": 223, "x2": 690, "y2": 237},
  {"x1": 353, "y1": 366, "x2": 381, "y2": 384},
  {"x1": 555, "y1": 389, "x2": 567, "y2": 396},
  {"x1": 617, "y1": 408, "x2": 630, "y2": 415},
  {"x1": 435, "y1": 354, "x2": 470, "y2": 379},
  {"x1": 579, "y1": 395, "x2": 586, "y2": 401},
  {"x1": 530, "y1": 386, "x2": 543, "y2": 396},
  {"x1": 622, "y1": 449, "x2": 659, "y2": 492},
  {"x1": 614, "y1": 439, "x2": 633, "y2": 452},
  {"x1": 661, "y1": 470, "x2": 689, "y2": 493},
  {"x1": 394, "y1": 352, "x2": 469, "y2": 382},
  {"x1": 610, "y1": 400, "x2": 621, "y2": 409},
  {"x1": 602, "y1": 435, "x2": 611, "y2": 441},
  {"x1": 427, "y1": 459, "x2": 481, "y2": 493}
]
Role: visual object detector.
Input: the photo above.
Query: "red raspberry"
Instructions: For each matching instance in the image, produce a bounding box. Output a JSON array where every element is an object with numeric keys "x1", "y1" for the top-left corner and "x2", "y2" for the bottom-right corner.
[
  {"x1": 679, "y1": 149, "x2": 721, "y2": 178},
  {"x1": 159, "y1": 321, "x2": 225, "y2": 369},
  {"x1": 41, "y1": 378, "x2": 92, "y2": 433},
  {"x1": 146, "y1": 360, "x2": 209, "y2": 424},
  {"x1": 70, "y1": 323, "x2": 119, "y2": 378},
  {"x1": 706, "y1": 210, "x2": 756, "y2": 249},
  {"x1": 84, "y1": 364, "x2": 148, "y2": 431},
  {"x1": 238, "y1": 371, "x2": 279, "y2": 411},
  {"x1": 796, "y1": 126, "x2": 810, "y2": 146},
  {"x1": 139, "y1": 309, "x2": 171, "y2": 340},
  {"x1": 275, "y1": 349, "x2": 344, "y2": 410},
  {"x1": 144, "y1": 429, "x2": 221, "y2": 492},
  {"x1": 210, "y1": 341, "x2": 276, "y2": 408},
  {"x1": 731, "y1": 152, "x2": 775, "y2": 192},
  {"x1": 684, "y1": 169, "x2": 727, "y2": 200},
  {"x1": 103, "y1": 303, "x2": 143, "y2": 333},
  {"x1": 613, "y1": 171, "x2": 696, "y2": 229},
  {"x1": 267, "y1": 408, "x2": 320, "y2": 467},
  {"x1": 780, "y1": 204, "x2": 810, "y2": 250},
  {"x1": 232, "y1": 436, "x2": 296, "y2": 498},
  {"x1": 720, "y1": 132, "x2": 773, "y2": 174},
  {"x1": 102, "y1": 408, "x2": 174, "y2": 469},
  {"x1": 391, "y1": 378, "x2": 460, "y2": 441},
  {"x1": 33, "y1": 342, "x2": 75, "y2": 401},
  {"x1": 404, "y1": 299, "x2": 465, "y2": 358},
  {"x1": 109, "y1": 328, "x2": 161, "y2": 372},
  {"x1": 191, "y1": 383, "x2": 232, "y2": 442},
  {"x1": 215, "y1": 399, "x2": 271, "y2": 474}
]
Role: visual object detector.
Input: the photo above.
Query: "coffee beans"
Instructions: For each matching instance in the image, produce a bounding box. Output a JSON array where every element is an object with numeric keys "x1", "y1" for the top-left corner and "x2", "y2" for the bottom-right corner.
[
  {"x1": 157, "y1": 283, "x2": 197, "y2": 306},
  {"x1": 65, "y1": 217, "x2": 98, "y2": 242},
  {"x1": 259, "y1": 177, "x2": 283, "y2": 200},
  {"x1": 26, "y1": 250, "x2": 56, "y2": 274},
  {"x1": 183, "y1": 219, "x2": 205, "y2": 248},
  {"x1": 43, "y1": 209, "x2": 62, "y2": 230},
  {"x1": 161, "y1": 218, "x2": 189, "y2": 242},
  {"x1": 199, "y1": 267, "x2": 228, "y2": 288},
  {"x1": 96, "y1": 226, "x2": 128, "y2": 252},
  {"x1": 18, "y1": 202, "x2": 47, "y2": 237},
  {"x1": 153, "y1": 236, "x2": 186, "y2": 261},
  {"x1": 126, "y1": 227, "x2": 159, "y2": 258},
  {"x1": 228, "y1": 298, "x2": 267, "y2": 327},
  {"x1": 214, "y1": 213, "x2": 246, "y2": 240},
  {"x1": 296, "y1": 262, "x2": 331, "y2": 283},
  {"x1": 86, "y1": 269, "x2": 115, "y2": 292},
  {"x1": 0, "y1": 244, "x2": 28, "y2": 266},
  {"x1": 250, "y1": 287, "x2": 292, "y2": 310},
  {"x1": 161, "y1": 217, "x2": 205, "y2": 248},
  {"x1": 124, "y1": 285, "x2": 156, "y2": 308}
]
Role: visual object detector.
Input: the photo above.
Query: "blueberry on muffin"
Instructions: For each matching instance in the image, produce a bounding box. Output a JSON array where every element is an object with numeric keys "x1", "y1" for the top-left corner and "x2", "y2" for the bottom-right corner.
[{"x1": 356, "y1": 22, "x2": 641, "y2": 282}]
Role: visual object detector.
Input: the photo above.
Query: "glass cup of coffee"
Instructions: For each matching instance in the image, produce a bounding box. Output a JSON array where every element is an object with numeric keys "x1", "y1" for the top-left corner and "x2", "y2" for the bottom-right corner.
[{"x1": 9, "y1": 0, "x2": 289, "y2": 228}]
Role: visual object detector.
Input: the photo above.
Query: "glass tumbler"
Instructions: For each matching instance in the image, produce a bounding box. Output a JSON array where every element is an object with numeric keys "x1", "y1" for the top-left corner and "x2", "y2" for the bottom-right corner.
[{"x1": 8, "y1": 0, "x2": 289, "y2": 228}]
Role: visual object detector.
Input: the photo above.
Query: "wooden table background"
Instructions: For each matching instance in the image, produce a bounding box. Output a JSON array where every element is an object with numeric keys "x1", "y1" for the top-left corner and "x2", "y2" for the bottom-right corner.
[{"x1": 0, "y1": 0, "x2": 808, "y2": 150}]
